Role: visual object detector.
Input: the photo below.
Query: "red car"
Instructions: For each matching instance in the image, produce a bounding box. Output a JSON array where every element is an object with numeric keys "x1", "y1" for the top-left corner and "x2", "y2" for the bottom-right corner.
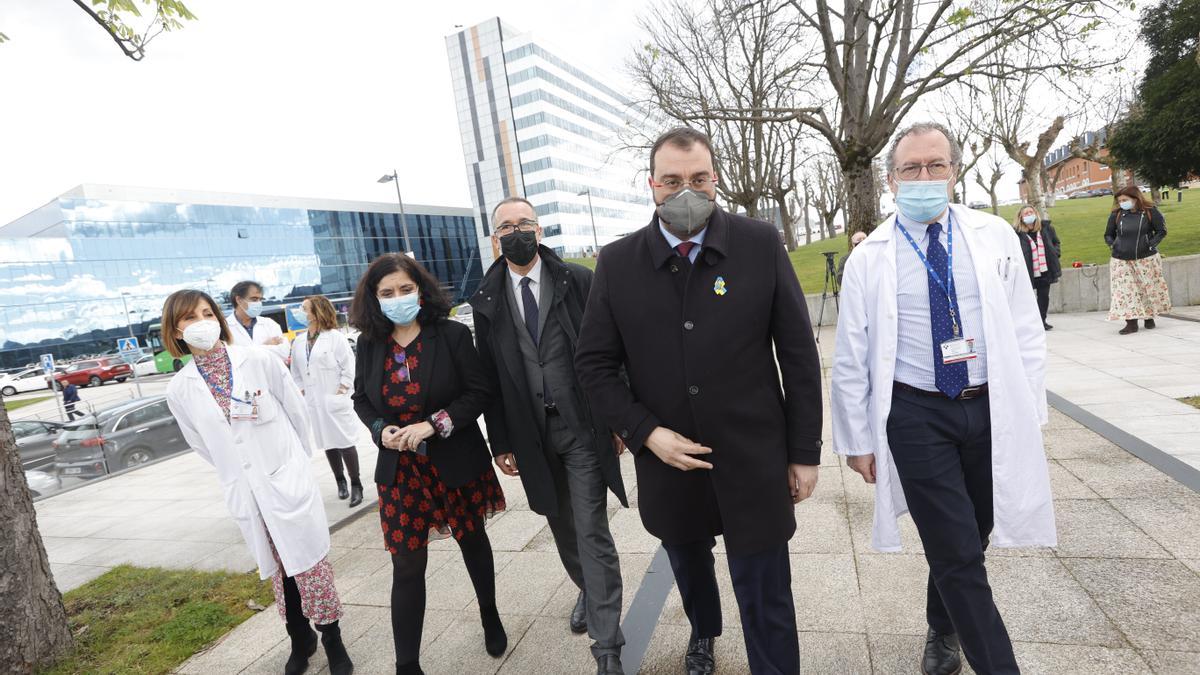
[{"x1": 54, "y1": 358, "x2": 133, "y2": 389}]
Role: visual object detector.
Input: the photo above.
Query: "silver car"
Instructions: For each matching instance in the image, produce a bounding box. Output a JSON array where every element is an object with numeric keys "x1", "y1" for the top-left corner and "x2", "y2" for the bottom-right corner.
[
  {"x1": 12, "y1": 419, "x2": 65, "y2": 471},
  {"x1": 53, "y1": 396, "x2": 189, "y2": 478}
]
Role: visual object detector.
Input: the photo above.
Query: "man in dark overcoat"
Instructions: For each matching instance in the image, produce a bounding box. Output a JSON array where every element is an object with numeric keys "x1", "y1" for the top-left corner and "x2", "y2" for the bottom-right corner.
[
  {"x1": 575, "y1": 127, "x2": 823, "y2": 675},
  {"x1": 470, "y1": 197, "x2": 628, "y2": 675}
]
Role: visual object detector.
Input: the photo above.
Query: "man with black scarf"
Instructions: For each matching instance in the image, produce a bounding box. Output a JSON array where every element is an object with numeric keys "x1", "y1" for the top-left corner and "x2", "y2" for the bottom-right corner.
[{"x1": 469, "y1": 197, "x2": 628, "y2": 675}]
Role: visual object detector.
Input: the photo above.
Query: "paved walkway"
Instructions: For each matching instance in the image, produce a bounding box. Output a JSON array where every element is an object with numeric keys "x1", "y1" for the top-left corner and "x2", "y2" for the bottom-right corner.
[{"x1": 174, "y1": 315, "x2": 1200, "y2": 674}]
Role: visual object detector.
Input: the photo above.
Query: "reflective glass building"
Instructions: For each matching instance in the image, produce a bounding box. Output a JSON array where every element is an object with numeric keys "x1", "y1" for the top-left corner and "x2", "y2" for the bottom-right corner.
[
  {"x1": 446, "y1": 18, "x2": 654, "y2": 263},
  {"x1": 0, "y1": 184, "x2": 480, "y2": 370}
]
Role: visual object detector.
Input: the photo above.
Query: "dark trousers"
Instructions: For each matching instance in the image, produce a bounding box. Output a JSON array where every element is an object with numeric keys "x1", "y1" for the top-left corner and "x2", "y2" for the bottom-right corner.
[
  {"x1": 1033, "y1": 277, "x2": 1051, "y2": 323},
  {"x1": 663, "y1": 538, "x2": 799, "y2": 675},
  {"x1": 64, "y1": 403, "x2": 83, "y2": 421},
  {"x1": 886, "y1": 387, "x2": 1018, "y2": 675}
]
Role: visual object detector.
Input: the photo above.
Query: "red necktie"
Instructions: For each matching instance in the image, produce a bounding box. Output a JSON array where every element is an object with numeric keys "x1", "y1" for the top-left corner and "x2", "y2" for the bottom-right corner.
[{"x1": 675, "y1": 242, "x2": 696, "y2": 259}]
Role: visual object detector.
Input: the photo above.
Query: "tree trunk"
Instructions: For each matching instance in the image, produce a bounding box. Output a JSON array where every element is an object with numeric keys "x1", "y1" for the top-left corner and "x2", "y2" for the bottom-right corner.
[
  {"x1": 777, "y1": 193, "x2": 798, "y2": 251},
  {"x1": 0, "y1": 402, "x2": 73, "y2": 672},
  {"x1": 842, "y1": 154, "x2": 880, "y2": 235},
  {"x1": 1022, "y1": 161, "x2": 1046, "y2": 212},
  {"x1": 803, "y1": 192, "x2": 812, "y2": 245}
]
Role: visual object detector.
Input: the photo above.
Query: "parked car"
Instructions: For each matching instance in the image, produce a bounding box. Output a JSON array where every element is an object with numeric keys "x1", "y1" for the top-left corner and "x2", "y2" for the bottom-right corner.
[
  {"x1": 53, "y1": 396, "x2": 189, "y2": 478},
  {"x1": 24, "y1": 470, "x2": 61, "y2": 498},
  {"x1": 451, "y1": 303, "x2": 476, "y2": 333},
  {"x1": 132, "y1": 353, "x2": 158, "y2": 377},
  {"x1": 53, "y1": 358, "x2": 132, "y2": 389},
  {"x1": 1068, "y1": 191, "x2": 1090, "y2": 199},
  {"x1": 968, "y1": 201, "x2": 989, "y2": 210},
  {"x1": 1090, "y1": 187, "x2": 1113, "y2": 197},
  {"x1": 0, "y1": 367, "x2": 54, "y2": 396},
  {"x1": 12, "y1": 419, "x2": 65, "y2": 471}
]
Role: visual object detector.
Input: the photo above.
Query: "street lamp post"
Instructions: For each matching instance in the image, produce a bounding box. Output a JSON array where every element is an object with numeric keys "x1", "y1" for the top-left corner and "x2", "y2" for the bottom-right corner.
[
  {"x1": 120, "y1": 292, "x2": 143, "y2": 397},
  {"x1": 576, "y1": 189, "x2": 599, "y2": 255},
  {"x1": 378, "y1": 170, "x2": 414, "y2": 258}
]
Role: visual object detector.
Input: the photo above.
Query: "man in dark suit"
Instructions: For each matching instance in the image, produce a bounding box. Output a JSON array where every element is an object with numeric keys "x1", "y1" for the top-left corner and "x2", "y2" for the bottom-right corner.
[
  {"x1": 471, "y1": 197, "x2": 628, "y2": 675},
  {"x1": 575, "y1": 127, "x2": 823, "y2": 675}
]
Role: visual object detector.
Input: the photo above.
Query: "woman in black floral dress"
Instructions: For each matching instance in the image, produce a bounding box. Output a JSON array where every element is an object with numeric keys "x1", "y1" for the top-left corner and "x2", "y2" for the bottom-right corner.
[{"x1": 350, "y1": 253, "x2": 506, "y2": 675}]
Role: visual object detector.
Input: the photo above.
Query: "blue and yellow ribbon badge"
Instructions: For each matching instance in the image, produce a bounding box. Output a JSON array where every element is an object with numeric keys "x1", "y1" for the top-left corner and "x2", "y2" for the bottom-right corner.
[{"x1": 713, "y1": 276, "x2": 728, "y2": 296}]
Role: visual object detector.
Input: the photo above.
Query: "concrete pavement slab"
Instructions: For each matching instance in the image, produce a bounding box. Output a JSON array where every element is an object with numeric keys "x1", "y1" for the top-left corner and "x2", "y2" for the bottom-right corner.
[{"x1": 1063, "y1": 558, "x2": 1200, "y2": 651}]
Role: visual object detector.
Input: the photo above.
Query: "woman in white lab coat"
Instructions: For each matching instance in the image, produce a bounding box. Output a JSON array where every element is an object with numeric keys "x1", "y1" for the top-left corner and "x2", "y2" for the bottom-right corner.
[
  {"x1": 290, "y1": 295, "x2": 364, "y2": 507},
  {"x1": 162, "y1": 289, "x2": 353, "y2": 675}
]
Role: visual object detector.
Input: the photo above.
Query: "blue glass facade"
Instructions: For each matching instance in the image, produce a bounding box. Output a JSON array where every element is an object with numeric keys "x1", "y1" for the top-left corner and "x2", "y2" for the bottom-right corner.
[{"x1": 0, "y1": 188, "x2": 481, "y2": 370}]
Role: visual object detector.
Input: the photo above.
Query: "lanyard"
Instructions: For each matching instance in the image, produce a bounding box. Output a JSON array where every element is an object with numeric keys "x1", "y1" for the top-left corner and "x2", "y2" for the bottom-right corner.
[
  {"x1": 895, "y1": 214, "x2": 962, "y2": 337},
  {"x1": 195, "y1": 351, "x2": 253, "y2": 405}
]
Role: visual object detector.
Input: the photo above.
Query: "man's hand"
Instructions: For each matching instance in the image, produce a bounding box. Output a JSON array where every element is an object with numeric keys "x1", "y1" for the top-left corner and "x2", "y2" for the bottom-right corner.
[
  {"x1": 789, "y1": 464, "x2": 819, "y2": 503},
  {"x1": 847, "y1": 454, "x2": 877, "y2": 484},
  {"x1": 266, "y1": 336, "x2": 285, "y2": 346},
  {"x1": 381, "y1": 425, "x2": 403, "y2": 450},
  {"x1": 495, "y1": 453, "x2": 519, "y2": 476},
  {"x1": 644, "y1": 427, "x2": 712, "y2": 471},
  {"x1": 612, "y1": 433, "x2": 626, "y2": 456}
]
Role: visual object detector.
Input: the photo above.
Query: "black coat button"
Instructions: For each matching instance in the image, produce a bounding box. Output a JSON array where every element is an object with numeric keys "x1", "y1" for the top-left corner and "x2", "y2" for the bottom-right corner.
[
  {"x1": 620, "y1": 429, "x2": 629, "y2": 439},
  {"x1": 688, "y1": 386, "x2": 699, "y2": 395},
  {"x1": 670, "y1": 265, "x2": 679, "y2": 273},
  {"x1": 684, "y1": 320, "x2": 694, "y2": 330}
]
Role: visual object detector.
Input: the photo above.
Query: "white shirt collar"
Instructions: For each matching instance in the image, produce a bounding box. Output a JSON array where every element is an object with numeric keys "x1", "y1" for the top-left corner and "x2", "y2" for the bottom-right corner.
[
  {"x1": 658, "y1": 223, "x2": 708, "y2": 252},
  {"x1": 895, "y1": 208, "x2": 950, "y2": 243},
  {"x1": 507, "y1": 254, "x2": 543, "y2": 291}
]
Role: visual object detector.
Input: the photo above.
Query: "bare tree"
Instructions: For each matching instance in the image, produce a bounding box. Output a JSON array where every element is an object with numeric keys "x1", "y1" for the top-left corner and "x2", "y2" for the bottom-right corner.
[
  {"x1": 1, "y1": 403, "x2": 72, "y2": 672},
  {"x1": 974, "y1": 152, "x2": 1006, "y2": 214},
  {"x1": 809, "y1": 157, "x2": 846, "y2": 241}
]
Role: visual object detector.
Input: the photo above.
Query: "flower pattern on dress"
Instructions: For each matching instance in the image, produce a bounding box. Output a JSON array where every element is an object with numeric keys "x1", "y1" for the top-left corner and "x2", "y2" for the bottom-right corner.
[
  {"x1": 1108, "y1": 254, "x2": 1172, "y2": 321},
  {"x1": 267, "y1": 533, "x2": 343, "y2": 625},
  {"x1": 376, "y1": 334, "x2": 505, "y2": 554},
  {"x1": 192, "y1": 340, "x2": 233, "y2": 421}
]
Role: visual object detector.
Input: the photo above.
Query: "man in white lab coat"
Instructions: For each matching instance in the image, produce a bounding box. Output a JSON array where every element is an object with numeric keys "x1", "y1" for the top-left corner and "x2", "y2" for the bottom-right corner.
[
  {"x1": 226, "y1": 280, "x2": 291, "y2": 361},
  {"x1": 831, "y1": 122, "x2": 1055, "y2": 675}
]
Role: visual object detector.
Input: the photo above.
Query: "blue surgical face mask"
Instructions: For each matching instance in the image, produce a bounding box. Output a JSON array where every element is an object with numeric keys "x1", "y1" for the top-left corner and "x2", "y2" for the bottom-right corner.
[
  {"x1": 1119, "y1": 200, "x2": 1134, "y2": 211},
  {"x1": 293, "y1": 308, "x2": 309, "y2": 327},
  {"x1": 379, "y1": 293, "x2": 420, "y2": 325},
  {"x1": 245, "y1": 300, "x2": 263, "y2": 318},
  {"x1": 895, "y1": 180, "x2": 950, "y2": 223}
]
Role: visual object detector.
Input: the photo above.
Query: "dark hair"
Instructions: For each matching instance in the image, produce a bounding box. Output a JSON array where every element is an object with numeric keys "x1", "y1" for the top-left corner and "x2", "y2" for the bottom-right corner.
[
  {"x1": 304, "y1": 295, "x2": 339, "y2": 332},
  {"x1": 1112, "y1": 185, "x2": 1154, "y2": 214},
  {"x1": 230, "y1": 280, "x2": 262, "y2": 301},
  {"x1": 349, "y1": 254, "x2": 451, "y2": 341},
  {"x1": 490, "y1": 196, "x2": 536, "y2": 224},
  {"x1": 161, "y1": 290, "x2": 233, "y2": 358},
  {"x1": 650, "y1": 127, "x2": 715, "y2": 176}
]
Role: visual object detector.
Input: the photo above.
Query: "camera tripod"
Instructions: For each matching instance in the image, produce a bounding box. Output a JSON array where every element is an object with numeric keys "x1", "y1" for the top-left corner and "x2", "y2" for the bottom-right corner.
[{"x1": 814, "y1": 251, "x2": 840, "y2": 344}]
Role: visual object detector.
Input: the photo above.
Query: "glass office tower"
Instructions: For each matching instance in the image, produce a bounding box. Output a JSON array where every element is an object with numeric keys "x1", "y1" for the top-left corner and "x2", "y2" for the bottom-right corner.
[
  {"x1": 446, "y1": 18, "x2": 653, "y2": 264},
  {"x1": 0, "y1": 184, "x2": 480, "y2": 370}
]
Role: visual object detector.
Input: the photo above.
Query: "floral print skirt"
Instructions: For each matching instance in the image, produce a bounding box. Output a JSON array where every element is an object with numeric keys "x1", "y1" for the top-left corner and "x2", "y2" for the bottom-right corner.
[
  {"x1": 378, "y1": 450, "x2": 505, "y2": 554},
  {"x1": 1109, "y1": 254, "x2": 1172, "y2": 321},
  {"x1": 268, "y1": 534, "x2": 343, "y2": 625}
]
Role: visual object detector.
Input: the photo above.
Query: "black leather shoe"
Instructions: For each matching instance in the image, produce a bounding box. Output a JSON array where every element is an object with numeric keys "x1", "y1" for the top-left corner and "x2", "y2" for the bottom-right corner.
[
  {"x1": 685, "y1": 637, "x2": 716, "y2": 675},
  {"x1": 317, "y1": 622, "x2": 354, "y2": 675},
  {"x1": 1119, "y1": 319, "x2": 1139, "y2": 335},
  {"x1": 595, "y1": 653, "x2": 625, "y2": 675},
  {"x1": 921, "y1": 628, "x2": 962, "y2": 675},
  {"x1": 481, "y1": 604, "x2": 507, "y2": 657},
  {"x1": 336, "y1": 478, "x2": 349, "y2": 500},
  {"x1": 570, "y1": 590, "x2": 588, "y2": 634},
  {"x1": 396, "y1": 662, "x2": 425, "y2": 675},
  {"x1": 284, "y1": 621, "x2": 319, "y2": 675},
  {"x1": 1145, "y1": 318, "x2": 1156, "y2": 329},
  {"x1": 1043, "y1": 322, "x2": 1053, "y2": 331},
  {"x1": 349, "y1": 485, "x2": 363, "y2": 508}
]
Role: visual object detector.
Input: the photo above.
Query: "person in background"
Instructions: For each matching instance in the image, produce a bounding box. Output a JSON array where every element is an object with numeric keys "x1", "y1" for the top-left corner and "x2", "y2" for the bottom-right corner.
[
  {"x1": 836, "y1": 230, "x2": 869, "y2": 287},
  {"x1": 470, "y1": 196, "x2": 628, "y2": 675},
  {"x1": 292, "y1": 295, "x2": 364, "y2": 507},
  {"x1": 62, "y1": 382, "x2": 83, "y2": 421},
  {"x1": 226, "y1": 280, "x2": 291, "y2": 361},
  {"x1": 350, "y1": 254, "x2": 507, "y2": 675},
  {"x1": 1104, "y1": 186, "x2": 1170, "y2": 334},
  {"x1": 162, "y1": 289, "x2": 353, "y2": 675},
  {"x1": 1013, "y1": 205, "x2": 1062, "y2": 330}
]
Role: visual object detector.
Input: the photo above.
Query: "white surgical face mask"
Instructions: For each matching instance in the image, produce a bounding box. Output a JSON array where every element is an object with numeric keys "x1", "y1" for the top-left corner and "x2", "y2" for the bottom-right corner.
[
  {"x1": 1119, "y1": 201, "x2": 1134, "y2": 211},
  {"x1": 182, "y1": 319, "x2": 221, "y2": 351},
  {"x1": 1022, "y1": 214, "x2": 1037, "y2": 225},
  {"x1": 245, "y1": 300, "x2": 264, "y2": 318}
]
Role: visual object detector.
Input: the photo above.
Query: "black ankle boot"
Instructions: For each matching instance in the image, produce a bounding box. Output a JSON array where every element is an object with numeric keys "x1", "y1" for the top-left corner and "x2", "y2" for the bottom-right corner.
[
  {"x1": 335, "y1": 478, "x2": 349, "y2": 500},
  {"x1": 480, "y1": 604, "x2": 507, "y2": 657},
  {"x1": 316, "y1": 621, "x2": 353, "y2": 675},
  {"x1": 349, "y1": 484, "x2": 363, "y2": 508},
  {"x1": 1119, "y1": 319, "x2": 1139, "y2": 335},
  {"x1": 396, "y1": 662, "x2": 425, "y2": 675},
  {"x1": 1145, "y1": 318, "x2": 1156, "y2": 329},
  {"x1": 284, "y1": 620, "x2": 319, "y2": 675}
]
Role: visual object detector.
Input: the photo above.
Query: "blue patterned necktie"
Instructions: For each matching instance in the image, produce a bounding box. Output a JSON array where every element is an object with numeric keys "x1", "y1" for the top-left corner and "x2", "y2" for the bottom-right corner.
[{"x1": 926, "y1": 222, "x2": 969, "y2": 399}]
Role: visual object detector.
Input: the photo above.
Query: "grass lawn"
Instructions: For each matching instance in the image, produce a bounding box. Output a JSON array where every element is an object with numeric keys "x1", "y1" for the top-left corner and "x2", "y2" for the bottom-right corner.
[
  {"x1": 1182, "y1": 396, "x2": 1200, "y2": 410},
  {"x1": 39, "y1": 565, "x2": 274, "y2": 675},
  {"x1": 5, "y1": 395, "x2": 54, "y2": 412},
  {"x1": 568, "y1": 193, "x2": 1200, "y2": 293}
]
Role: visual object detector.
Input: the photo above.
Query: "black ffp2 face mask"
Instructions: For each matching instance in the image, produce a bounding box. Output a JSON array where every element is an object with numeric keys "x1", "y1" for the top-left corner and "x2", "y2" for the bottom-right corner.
[{"x1": 501, "y1": 230, "x2": 539, "y2": 266}]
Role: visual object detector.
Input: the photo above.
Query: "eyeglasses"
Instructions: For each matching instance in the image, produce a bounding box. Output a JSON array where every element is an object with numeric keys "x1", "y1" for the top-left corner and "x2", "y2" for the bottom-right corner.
[
  {"x1": 651, "y1": 177, "x2": 718, "y2": 191},
  {"x1": 894, "y1": 162, "x2": 955, "y2": 181},
  {"x1": 495, "y1": 219, "x2": 538, "y2": 236}
]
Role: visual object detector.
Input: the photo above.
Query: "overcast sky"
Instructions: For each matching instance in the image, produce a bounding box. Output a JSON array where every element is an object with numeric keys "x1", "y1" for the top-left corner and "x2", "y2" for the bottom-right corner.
[{"x1": 1, "y1": 1, "x2": 1133, "y2": 227}]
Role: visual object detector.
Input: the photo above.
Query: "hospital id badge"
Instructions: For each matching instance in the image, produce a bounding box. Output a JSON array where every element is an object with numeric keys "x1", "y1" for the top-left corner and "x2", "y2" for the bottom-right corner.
[
  {"x1": 940, "y1": 337, "x2": 978, "y2": 364},
  {"x1": 230, "y1": 396, "x2": 259, "y2": 421}
]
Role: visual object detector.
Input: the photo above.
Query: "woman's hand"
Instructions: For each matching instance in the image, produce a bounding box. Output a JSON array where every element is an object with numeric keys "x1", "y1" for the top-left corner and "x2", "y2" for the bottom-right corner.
[
  {"x1": 381, "y1": 425, "x2": 404, "y2": 450},
  {"x1": 397, "y1": 422, "x2": 436, "y2": 452}
]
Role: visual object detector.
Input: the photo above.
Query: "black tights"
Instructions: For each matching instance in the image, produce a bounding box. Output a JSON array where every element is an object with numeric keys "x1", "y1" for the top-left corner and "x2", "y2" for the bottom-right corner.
[
  {"x1": 391, "y1": 530, "x2": 497, "y2": 666},
  {"x1": 325, "y1": 447, "x2": 362, "y2": 487}
]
